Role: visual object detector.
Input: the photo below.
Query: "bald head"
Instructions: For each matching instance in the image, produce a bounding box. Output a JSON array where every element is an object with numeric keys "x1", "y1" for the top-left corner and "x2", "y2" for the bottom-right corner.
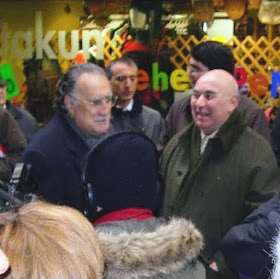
[
  {"x1": 196, "y1": 69, "x2": 238, "y2": 98},
  {"x1": 191, "y1": 69, "x2": 240, "y2": 135}
]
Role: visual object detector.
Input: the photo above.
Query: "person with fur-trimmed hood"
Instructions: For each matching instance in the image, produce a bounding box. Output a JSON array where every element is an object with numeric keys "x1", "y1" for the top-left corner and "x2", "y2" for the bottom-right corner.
[
  {"x1": 81, "y1": 132, "x2": 205, "y2": 279},
  {"x1": 272, "y1": 227, "x2": 280, "y2": 279}
]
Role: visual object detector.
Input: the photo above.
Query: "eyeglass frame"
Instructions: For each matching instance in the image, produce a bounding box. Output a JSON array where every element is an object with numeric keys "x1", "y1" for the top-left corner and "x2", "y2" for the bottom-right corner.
[
  {"x1": 188, "y1": 64, "x2": 209, "y2": 75},
  {"x1": 68, "y1": 94, "x2": 117, "y2": 108}
]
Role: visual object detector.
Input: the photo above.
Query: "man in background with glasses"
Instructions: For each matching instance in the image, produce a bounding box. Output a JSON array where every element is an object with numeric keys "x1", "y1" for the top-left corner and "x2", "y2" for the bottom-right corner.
[
  {"x1": 20, "y1": 63, "x2": 114, "y2": 209},
  {"x1": 106, "y1": 57, "x2": 162, "y2": 144}
]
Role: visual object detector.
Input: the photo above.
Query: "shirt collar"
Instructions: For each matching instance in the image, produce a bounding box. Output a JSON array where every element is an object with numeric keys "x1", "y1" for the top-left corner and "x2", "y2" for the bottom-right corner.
[
  {"x1": 200, "y1": 129, "x2": 219, "y2": 154},
  {"x1": 116, "y1": 98, "x2": 134, "y2": 112}
]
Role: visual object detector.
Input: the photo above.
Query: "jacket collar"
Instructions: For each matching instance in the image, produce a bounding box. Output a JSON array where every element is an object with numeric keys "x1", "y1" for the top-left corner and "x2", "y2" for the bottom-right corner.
[
  {"x1": 112, "y1": 95, "x2": 142, "y2": 118},
  {"x1": 181, "y1": 109, "x2": 246, "y2": 155},
  {"x1": 212, "y1": 109, "x2": 247, "y2": 152},
  {"x1": 57, "y1": 112, "x2": 89, "y2": 169},
  {"x1": 97, "y1": 217, "x2": 203, "y2": 278}
]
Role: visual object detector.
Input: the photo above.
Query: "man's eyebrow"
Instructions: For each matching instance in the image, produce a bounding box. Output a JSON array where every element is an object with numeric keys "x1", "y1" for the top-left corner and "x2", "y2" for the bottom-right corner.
[
  {"x1": 115, "y1": 75, "x2": 136, "y2": 79},
  {"x1": 204, "y1": 90, "x2": 217, "y2": 95},
  {"x1": 190, "y1": 64, "x2": 202, "y2": 70}
]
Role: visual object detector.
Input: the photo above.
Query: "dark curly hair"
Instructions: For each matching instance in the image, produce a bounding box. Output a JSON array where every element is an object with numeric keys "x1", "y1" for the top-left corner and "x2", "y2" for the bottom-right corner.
[{"x1": 191, "y1": 41, "x2": 235, "y2": 75}]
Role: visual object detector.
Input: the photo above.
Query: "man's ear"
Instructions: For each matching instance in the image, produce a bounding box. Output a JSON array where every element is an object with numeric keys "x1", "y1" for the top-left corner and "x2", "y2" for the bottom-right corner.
[
  {"x1": 231, "y1": 94, "x2": 240, "y2": 108},
  {"x1": 64, "y1": 95, "x2": 73, "y2": 114}
]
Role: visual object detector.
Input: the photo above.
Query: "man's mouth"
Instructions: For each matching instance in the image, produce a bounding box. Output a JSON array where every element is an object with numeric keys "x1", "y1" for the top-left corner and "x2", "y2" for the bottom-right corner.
[
  {"x1": 195, "y1": 110, "x2": 210, "y2": 118},
  {"x1": 94, "y1": 116, "x2": 110, "y2": 123},
  {"x1": 123, "y1": 91, "x2": 132, "y2": 96}
]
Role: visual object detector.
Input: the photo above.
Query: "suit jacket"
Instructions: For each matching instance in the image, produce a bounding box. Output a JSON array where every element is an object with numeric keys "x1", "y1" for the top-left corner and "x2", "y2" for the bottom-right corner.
[
  {"x1": 20, "y1": 112, "x2": 89, "y2": 208},
  {"x1": 111, "y1": 97, "x2": 162, "y2": 145}
]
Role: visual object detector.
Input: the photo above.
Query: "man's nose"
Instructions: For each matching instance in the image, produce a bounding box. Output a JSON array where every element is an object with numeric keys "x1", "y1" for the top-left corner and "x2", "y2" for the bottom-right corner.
[
  {"x1": 124, "y1": 77, "x2": 134, "y2": 86},
  {"x1": 99, "y1": 101, "x2": 111, "y2": 114},
  {"x1": 187, "y1": 67, "x2": 192, "y2": 77},
  {"x1": 196, "y1": 94, "x2": 207, "y2": 107}
]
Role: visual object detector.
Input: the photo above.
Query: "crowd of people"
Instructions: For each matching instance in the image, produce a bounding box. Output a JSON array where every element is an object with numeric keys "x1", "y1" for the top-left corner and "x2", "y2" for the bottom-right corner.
[{"x1": 0, "y1": 41, "x2": 280, "y2": 279}]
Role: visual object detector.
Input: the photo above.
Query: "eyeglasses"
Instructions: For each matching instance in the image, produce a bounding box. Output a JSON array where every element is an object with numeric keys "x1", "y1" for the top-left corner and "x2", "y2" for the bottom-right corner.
[
  {"x1": 188, "y1": 64, "x2": 208, "y2": 74},
  {"x1": 69, "y1": 94, "x2": 117, "y2": 107},
  {"x1": 192, "y1": 89, "x2": 217, "y2": 100}
]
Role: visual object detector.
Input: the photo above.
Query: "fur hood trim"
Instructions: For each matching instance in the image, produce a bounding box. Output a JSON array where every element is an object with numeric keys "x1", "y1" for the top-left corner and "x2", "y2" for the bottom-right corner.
[
  {"x1": 97, "y1": 218, "x2": 204, "y2": 278},
  {"x1": 271, "y1": 228, "x2": 280, "y2": 279}
]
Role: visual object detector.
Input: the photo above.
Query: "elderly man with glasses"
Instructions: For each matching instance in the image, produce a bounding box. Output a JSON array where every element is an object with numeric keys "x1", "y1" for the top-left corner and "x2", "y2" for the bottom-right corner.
[{"x1": 20, "y1": 63, "x2": 115, "y2": 209}]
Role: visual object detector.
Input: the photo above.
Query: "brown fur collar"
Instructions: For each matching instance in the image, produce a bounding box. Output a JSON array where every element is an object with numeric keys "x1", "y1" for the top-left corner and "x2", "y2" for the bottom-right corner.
[{"x1": 97, "y1": 218, "x2": 204, "y2": 278}]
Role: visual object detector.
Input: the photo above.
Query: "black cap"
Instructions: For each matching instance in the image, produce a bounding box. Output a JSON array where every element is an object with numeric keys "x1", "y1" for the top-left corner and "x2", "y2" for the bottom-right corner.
[{"x1": 82, "y1": 132, "x2": 161, "y2": 214}]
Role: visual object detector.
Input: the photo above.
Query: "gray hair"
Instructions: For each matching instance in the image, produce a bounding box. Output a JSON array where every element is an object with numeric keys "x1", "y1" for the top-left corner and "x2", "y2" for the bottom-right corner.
[
  {"x1": 105, "y1": 58, "x2": 138, "y2": 80},
  {"x1": 53, "y1": 63, "x2": 107, "y2": 111}
]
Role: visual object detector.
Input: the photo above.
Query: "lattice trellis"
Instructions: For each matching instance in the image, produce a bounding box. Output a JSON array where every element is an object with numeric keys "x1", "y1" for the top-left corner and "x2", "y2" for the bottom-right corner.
[
  {"x1": 103, "y1": 33, "x2": 280, "y2": 109},
  {"x1": 230, "y1": 35, "x2": 280, "y2": 108},
  {"x1": 103, "y1": 31, "x2": 125, "y2": 66}
]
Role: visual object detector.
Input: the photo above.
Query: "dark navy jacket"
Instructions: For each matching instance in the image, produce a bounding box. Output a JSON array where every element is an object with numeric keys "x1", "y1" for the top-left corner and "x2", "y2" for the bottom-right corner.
[
  {"x1": 20, "y1": 112, "x2": 89, "y2": 209},
  {"x1": 221, "y1": 195, "x2": 280, "y2": 279}
]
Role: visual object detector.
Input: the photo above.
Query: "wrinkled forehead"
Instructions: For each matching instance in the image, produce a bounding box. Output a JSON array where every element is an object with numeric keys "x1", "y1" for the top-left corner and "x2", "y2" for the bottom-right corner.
[
  {"x1": 112, "y1": 63, "x2": 137, "y2": 76},
  {"x1": 76, "y1": 73, "x2": 111, "y2": 95},
  {"x1": 194, "y1": 75, "x2": 227, "y2": 97},
  {"x1": 195, "y1": 74, "x2": 239, "y2": 101}
]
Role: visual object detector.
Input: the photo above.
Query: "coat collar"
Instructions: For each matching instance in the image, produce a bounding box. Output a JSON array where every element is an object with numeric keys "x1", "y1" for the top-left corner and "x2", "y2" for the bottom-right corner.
[
  {"x1": 180, "y1": 109, "x2": 246, "y2": 156},
  {"x1": 57, "y1": 112, "x2": 89, "y2": 168},
  {"x1": 112, "y1": 95, "x2": 143, "y2": 118},
  {"x1": 97, "y1": 217, "x2": 203, "y2": 278},
  {"x1": 211, "y1": 109, "x2": 247, "y2": 153}
]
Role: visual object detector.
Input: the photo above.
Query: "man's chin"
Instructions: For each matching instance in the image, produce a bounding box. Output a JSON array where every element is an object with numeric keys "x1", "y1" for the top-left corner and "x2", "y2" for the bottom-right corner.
[
  {"x1": 91, "y1": 124, "x2": 109, "y2": 137},
  {"x1": 195, "y1": 121, "x2": 212, "y2": 134}
]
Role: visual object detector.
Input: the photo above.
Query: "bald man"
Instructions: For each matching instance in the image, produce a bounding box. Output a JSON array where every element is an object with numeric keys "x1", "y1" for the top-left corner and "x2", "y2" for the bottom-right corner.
[
  {"x1": 157, "y1": 41, "x2": 270, "y2": 152},
  {"x1": 160, "y1": 70, "x2": 280, "y2": 277}
]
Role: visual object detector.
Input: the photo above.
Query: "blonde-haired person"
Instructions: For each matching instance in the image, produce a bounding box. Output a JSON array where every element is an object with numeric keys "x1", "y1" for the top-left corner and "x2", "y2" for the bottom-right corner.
[{"x1": 0, "y1": 201, "x2": 104, "y2": 279}]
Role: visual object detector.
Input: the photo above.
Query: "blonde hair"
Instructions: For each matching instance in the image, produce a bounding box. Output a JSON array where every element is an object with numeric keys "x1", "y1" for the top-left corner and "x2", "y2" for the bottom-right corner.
[{"x1": 0, "y1": 201, "x2": 104, "y2": 279}]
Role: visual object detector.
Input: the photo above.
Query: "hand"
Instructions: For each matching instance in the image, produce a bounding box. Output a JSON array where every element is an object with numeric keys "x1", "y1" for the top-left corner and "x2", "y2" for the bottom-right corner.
[{"x1": 209, "y1": 261, "x2": 218, "y2": 272}]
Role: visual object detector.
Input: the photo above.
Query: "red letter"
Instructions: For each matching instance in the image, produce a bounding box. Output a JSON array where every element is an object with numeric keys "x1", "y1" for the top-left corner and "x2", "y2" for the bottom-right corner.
[
  {"x1": 234, "y1": 67, "x2": 247, "y2": 87},
  {"x1": 137, "y1": 69, "x2": 149, "y2": 91},
  {"x1": 248, "y1": 73, "x2": 269, "y2": 96}
]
